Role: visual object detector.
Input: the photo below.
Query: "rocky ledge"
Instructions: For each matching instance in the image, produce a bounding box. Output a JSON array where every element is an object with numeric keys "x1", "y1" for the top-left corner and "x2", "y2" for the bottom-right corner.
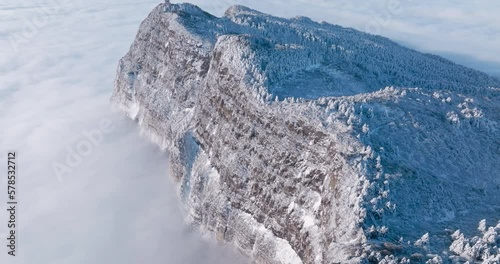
[{"x1": 111, "y1": 2, "x2": 500, "y2": 263}]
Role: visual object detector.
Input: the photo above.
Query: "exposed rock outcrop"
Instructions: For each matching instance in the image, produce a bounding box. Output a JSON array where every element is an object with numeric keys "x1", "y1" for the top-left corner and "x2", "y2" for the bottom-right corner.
[{"x1": 111, "y1": 3, "x2": 500, "y2": 263}]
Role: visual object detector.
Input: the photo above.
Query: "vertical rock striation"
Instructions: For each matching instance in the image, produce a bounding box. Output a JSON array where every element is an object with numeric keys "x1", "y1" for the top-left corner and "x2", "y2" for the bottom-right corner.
[{"x1": 111, "y1": 3, "x2": 500, "y2": 263}]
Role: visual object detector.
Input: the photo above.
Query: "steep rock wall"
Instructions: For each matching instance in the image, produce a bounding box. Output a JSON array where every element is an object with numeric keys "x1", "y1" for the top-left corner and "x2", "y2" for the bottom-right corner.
[
  {"x1": 111, "y1": 3, "x2": 500, "y2": 263},
  {"x1": 111, "y1": 4, "x2": 369, "y2": 263}
]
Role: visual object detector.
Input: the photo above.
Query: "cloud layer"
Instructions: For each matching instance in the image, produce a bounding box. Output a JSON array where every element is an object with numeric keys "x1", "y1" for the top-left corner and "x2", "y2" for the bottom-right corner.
[
  {"x1": 0, "y1": 1, "x2": 243, "y2": 263},
  {"x1": 1, "y1": 0, "x2": 498, "y2": 263}
]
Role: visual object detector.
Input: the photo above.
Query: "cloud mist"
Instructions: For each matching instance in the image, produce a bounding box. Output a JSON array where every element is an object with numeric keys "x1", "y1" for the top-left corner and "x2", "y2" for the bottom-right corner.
[
  {"x1": 0, "y1": 1, "x2": 244, "y2": 263},
  {"x1": 1, "y1": 0, "x2": 498, "y2": 263}
]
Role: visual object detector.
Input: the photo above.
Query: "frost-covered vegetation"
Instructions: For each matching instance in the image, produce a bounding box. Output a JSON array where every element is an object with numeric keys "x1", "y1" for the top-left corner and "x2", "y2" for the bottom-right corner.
[
  {"x1": 449, "y1": 220, "x2": 500, "y2": 263},
  {"x1": 111, "y1": 2, "x2": 500, "y2": 263},
  {"x1": 171, "y1": 4, "x2": 500, "y2": 99}
]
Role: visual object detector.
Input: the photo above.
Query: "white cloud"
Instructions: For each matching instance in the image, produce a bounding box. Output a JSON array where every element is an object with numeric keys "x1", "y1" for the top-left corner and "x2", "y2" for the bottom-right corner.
[
  {"x1": 0, "y1": 1, "x2": 243, "y2": 263},
  {"x1": 1, "y1": 0, "x2": 499, "y2": 263}
]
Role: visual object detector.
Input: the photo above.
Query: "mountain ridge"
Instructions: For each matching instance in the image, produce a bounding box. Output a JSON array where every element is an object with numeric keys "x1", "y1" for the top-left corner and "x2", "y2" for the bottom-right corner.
[
  {"x1": 166, "y1": 2, "x2": 500, "y2": 100},
  {"x1": 111, "y1": 2, "x2": 500, "y2": 263}
]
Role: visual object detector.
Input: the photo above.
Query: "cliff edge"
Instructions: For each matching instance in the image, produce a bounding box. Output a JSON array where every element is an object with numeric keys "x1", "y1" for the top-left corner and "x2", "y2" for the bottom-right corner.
[{"x1": 111, "y1": 3, "x2": 500, "y2": 263}]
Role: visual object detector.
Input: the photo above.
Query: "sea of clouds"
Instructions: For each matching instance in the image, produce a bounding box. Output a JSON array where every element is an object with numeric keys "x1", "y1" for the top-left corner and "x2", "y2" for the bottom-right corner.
[
  {"x1": 0, "y1": 1, "x2": 243, "y2": 263},
  {"x1": 0, "y1": 0, "x2": 498, "y2": 263}
]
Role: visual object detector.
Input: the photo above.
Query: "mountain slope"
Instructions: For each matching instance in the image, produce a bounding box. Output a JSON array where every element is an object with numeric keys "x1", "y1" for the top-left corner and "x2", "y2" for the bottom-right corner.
[{"x1": 111, "y1": 2, "x2": 500, "y2": 263}]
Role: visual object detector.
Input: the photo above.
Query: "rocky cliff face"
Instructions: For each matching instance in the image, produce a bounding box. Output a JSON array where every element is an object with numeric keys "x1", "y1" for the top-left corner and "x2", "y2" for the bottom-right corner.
[{"x1": 111, "y1": 3, "x2": 500, "y2": 263}]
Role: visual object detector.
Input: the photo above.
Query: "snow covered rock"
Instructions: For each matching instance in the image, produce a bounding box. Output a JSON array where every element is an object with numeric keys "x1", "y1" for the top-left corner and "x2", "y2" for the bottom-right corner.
[{"x1": 111, "y1": 2, "x2": 500, "y2": 263}]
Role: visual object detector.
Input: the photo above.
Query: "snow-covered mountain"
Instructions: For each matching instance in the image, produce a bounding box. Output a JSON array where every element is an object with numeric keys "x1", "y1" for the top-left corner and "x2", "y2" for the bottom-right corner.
[{"x1": 111, "y1": 2, "x2": 500, "y2": 263}]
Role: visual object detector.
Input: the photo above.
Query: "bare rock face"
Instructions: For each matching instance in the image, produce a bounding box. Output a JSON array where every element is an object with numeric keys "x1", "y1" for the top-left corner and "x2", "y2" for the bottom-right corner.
[{"x1": 111, "y1": 3, "x2": 500, "y2": 263}]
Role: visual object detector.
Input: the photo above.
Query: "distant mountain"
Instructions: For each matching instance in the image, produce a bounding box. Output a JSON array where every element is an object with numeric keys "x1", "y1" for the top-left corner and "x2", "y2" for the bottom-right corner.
[{"x1": 111, "y1": 2, "x2": 500, "y2": 263}]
